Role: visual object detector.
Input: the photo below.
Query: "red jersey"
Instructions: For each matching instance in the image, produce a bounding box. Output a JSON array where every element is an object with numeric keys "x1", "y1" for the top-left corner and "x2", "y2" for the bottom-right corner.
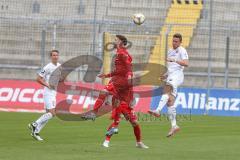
[
  {"x1": 105, "y1": 47, "x2": 133, "y2": 104},
  {"x1": 106, "y1": 47, "x2": 132, "y2": 78}
]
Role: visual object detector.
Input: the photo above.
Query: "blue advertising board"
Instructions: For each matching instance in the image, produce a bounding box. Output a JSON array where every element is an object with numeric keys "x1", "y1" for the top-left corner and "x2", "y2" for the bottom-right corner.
[{"x1": 150, "y1": 87, "x2": 240, "y2": 116}]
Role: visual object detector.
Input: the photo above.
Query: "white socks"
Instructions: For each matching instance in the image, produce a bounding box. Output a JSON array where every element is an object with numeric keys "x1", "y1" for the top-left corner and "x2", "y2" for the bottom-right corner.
[
  {"x1": 35, "y1": 112, "x2": 53, "y2": 133},
  {"x1": 156, "y1": 94, "x2": 169, "y2": 113},
  {"x1": 35, "y1": 120, "x2": 48, "y2": 133},
  {"x1": 167, "y1": 106, "x2": 177, "y2": 128},
  {"x1": 155, "y1": 94, "x2": 177, "y2": 128}
]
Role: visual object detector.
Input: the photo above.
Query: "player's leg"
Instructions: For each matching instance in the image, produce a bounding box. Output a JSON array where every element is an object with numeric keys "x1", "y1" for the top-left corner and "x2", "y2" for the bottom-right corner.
[
  {"x1": 28, "y1": 95, "x2": 56, "y2": 141},
  {"x1": 131, "y1": 121, "x2": 149, "y2": 149},
  {"x1": 122, "y1": 104, "x2": 148, "y2": 149},
  {"x1": 93, "y1": 90, "x2": 108, "y2": 112},
  {"x1": 148, "y1": 84, "x2": 172, "y2": 117},
  {"x1": 105, "y1": 120, "x2": 119, "y2": 137},
  {"x1": 106, "y1": 105, "x2": 120, "y2": 137},
  {"x1": 166, "y1": 73, "x2": 184, "y2": 137},
  {"x1": 102, "y1": 112, "x2": 120, "y2": 148},
  {"x1": 35, "y1": 108, "x2": 55, "y2": 133},
  {"x1": 81, "y1": 90, "x2": 109, "y2": 120},
  {"x1": 102, "y1": 96, "x2": 122, "y2": 147},
  {"x1": 93, "y1": 81, "x2": 118, "y2": 114},
  {"x1": 166, "y1": 94, "x2": 180, "y2": 137}
]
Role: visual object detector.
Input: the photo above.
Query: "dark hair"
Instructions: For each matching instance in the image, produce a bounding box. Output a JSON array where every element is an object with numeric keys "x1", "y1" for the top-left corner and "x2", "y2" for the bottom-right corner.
[
  {"x1": 173, "y1": 33, "x2": 182, "y2": 42},
  {"x1": 50, "y1": 49, "x2": 59, "y2": 56},
  {"x1": 116, "y1": 35, "x2": 128, "y2": 46}
]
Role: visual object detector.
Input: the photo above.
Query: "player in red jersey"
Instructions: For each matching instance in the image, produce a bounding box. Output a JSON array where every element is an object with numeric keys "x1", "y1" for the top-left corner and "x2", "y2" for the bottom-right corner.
[{"x1": 88, "y1": 35, "x2": 148, "y2": 148}]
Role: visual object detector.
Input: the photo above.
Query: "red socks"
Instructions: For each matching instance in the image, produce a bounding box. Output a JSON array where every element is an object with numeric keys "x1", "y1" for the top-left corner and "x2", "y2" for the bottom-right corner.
[{"x1": 133, "y1": 124, "x2": 141, "y2": 142}]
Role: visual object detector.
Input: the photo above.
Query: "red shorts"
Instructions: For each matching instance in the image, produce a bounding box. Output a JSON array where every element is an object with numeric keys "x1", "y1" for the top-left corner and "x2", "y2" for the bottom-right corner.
[
  {"x1": 104, "y1": 81, "x2": 117, "y2": 97},
  {"x1": 105, "y1": 81, "x2": 133, "y2": 105},
  {"x1": 111, "y1": 101, "x2": 137, "y2": 123}
]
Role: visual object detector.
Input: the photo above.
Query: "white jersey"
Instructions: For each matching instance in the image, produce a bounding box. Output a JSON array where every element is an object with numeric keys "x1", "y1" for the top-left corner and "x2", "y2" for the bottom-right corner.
[
  {"x1": 38, "y1": 62, "x2": 61, "y2": 96},
  {"x1": 167, "y1": 46, "x2": 188, "y2": 74}
]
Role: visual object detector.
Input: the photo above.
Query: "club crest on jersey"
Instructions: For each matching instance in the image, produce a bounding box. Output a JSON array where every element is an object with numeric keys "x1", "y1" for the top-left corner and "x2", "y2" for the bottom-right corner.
[{"x1": 41, "y1": 70, "x2": 45, "y2": 74}]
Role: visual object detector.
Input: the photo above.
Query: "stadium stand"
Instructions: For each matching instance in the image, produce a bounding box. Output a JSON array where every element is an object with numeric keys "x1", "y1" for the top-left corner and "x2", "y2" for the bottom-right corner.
[
  {"x1": 148, "y1": 0, "x2": 202, "y2": 67},
  {"x1": 185, "y1": 0, "x2": 240, "y2": 88}
]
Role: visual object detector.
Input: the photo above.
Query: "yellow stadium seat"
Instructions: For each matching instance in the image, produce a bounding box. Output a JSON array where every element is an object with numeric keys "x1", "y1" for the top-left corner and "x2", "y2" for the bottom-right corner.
[{"x1": 149, "y1": 0, "x2": 202, "y2": 64}]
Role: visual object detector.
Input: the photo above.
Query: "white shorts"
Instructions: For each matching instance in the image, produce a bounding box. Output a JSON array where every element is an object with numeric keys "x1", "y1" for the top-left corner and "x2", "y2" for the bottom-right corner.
[
  {"x1": 165, "y1": 71, "x2": 184, "y2": 97},
  {"x1": 43, "y1": 94, "x2": 56, "y2": 110}
]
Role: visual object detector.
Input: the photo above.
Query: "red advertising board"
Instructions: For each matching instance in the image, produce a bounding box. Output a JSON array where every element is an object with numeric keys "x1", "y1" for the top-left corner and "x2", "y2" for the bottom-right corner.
[{"x1": 0, "y1": 80, "x2": 152, "y2": 113}]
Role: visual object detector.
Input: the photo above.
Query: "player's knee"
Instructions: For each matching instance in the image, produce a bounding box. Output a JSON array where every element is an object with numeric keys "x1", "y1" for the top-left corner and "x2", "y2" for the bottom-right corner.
[
  {"x1": 48, "y1": 109, "x2": 56, "y2": 117},
  {"x1": 167, "y1": 95, "x2": 175, "y2": 106},
  {"x1": 131, "y1": 121, "x2": 138, "y2": 127},
  {"x1": 167, "y1": 101, "x2": 173, "y2": 107}
]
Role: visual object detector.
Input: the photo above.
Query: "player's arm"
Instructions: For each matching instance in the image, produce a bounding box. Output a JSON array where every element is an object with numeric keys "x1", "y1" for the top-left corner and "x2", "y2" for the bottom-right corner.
[
  {"x1": 161, "y1": 73, "x2": 168, "y2": 80},
  {"x1": 167, "y1": 58, "x2": 189, "y2": 67},
  {"x1": 178, "y1": 49, "x2": 189, "y2": 67},
  {"x1": 37, "y1": 67, "x2": 53, "y2": 89},
  {"x1": 176, "y1": 59, "x2": 189, "y2": 67},
  {"x1": 167, "y1": 49, "x2": 189, "y2": 67},
  {"x1": 98, "y1": 54, "x2": 129, "y2": 78},
  {"x1": 98, "y1": 71, "x2": 117, "y2": 78},
  {"x1": 36, "y1": 75, "x2": 50, "y2": 88}
]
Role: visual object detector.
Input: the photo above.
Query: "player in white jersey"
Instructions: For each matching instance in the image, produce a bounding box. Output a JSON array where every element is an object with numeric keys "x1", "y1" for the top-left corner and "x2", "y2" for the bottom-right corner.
[
  {"x1": 28, "y1": 50, "x2": 61, "y2": 141},
  {"x1": 148, "y1": 33, "x2": 189, "y2": 137}
]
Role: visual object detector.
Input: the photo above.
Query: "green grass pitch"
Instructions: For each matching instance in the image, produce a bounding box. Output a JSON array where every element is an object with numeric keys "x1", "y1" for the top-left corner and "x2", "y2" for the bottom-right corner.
[{"x1": 0, "y1": 112, "x2": 239, "y2": 160}]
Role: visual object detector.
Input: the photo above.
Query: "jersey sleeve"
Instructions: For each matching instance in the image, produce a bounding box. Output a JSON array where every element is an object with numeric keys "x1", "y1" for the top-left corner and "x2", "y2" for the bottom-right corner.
[
  {"x1": 180, "y1": 48, "x2": 189, "y2": 60},
  {"x1": 38, "y1": 65, "x2": 48, "y2": 77}
]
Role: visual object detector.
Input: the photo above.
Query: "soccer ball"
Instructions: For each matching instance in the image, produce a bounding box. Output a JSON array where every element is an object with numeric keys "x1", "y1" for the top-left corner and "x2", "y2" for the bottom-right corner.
[{"x1": 132, "y1": 13, "x2": 145, "y2": 25}]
